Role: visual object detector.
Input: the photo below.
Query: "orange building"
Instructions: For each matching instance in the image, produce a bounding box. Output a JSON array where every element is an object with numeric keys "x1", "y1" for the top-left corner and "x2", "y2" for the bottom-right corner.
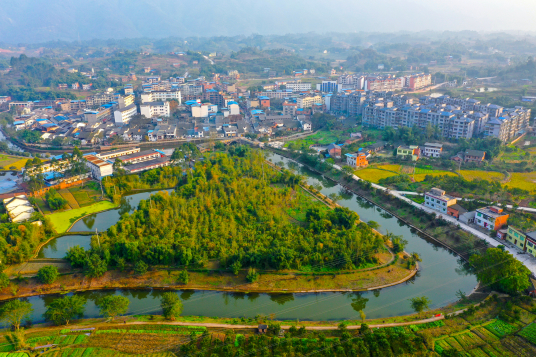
[
  {"x1": 258, "y1": 96, "x2": 270, "y2": 108},
  {"x1": 475, "y1": 206, "x2": 509, "y2": 231},
  {"x1": 345, "y1": 152, "x2": 368, "y2": 167}
]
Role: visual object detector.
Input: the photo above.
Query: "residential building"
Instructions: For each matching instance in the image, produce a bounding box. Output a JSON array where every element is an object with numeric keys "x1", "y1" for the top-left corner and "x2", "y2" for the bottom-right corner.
[
  {"x1": 140, "y1": 90, "x2": 182, "y2": 104},
  {"x1": 423, "y1": 143, "x2": 443, "y2": 158},
  {"x1": 84, "y1": 155, "x2": 113, "y2": 180},
  {"x1": 0, "y1": 96, "x2": 12, "y2": 104},
  {"x1": 464, "y1": 149, "x2": 485, "y2": 163},
  {"x1": 114, "y1": 104, "x2": 138, "y2": 126},
  {"x1": 424, "y1": 188, "x2": 457, "y2": 214},
  {"x1": 282, "y1": 81, "x2": 311, "y2": 91},
  {"x1": 297, "y1": 95, "x2": 323, "y2": 109},
  {"x1": 140, "y1": 101, "x2": 170, "y2": 118},
  {"x1": 283, "y1": 102, "x2": 297, "y2": 116},
  {"x1": 525, "y1": 232, "x2": 536, "y2": 258},
  {"x1": 475, "y1": 206, "x2": 509, "y2": 231},
  {"x1": 9, "y1": 101, "x2": 33, "y2": 110},
  {"x1": 404, "y1": 73, "x2": 432, "y2": 91},
  {"x1": 124, "y1": 156, "x2": 171, "y2": 173},
  {"x1": 447, "y1": 204, "x2": 467, "y2": 219},
  {"x1": 258, "y1": 96, "x2": 271, "y2": 108},
  {"x1": 117, "y1": 150, "x2": 163, "y2": 165},
  {"x1": 345, "y1": 152, "x2": 368, "y2": 168},
  {"x1": 364, "y1": 75, "x2": 404, "y2": 91},
  {"x1": 327, "y1": 143, "x2": 341, "y2": 158},
  {"x1": 505, "y1": 226, "x2": 533, "y2": 251},
  {"x1": 396, "y1": 145, "x2": 420, "y2": 161},
  {"x1": 319, "y1": 81, "x2": 340, "y2": 93},
  {"x1": 191, "y1": 104, "x2": 210, "y2": 118}
]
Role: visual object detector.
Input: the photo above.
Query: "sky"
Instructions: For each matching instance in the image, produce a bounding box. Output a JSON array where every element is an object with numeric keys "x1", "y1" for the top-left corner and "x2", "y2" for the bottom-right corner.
[{"x1": 0, "y1": 0, "x2": 535, "y2": 43}]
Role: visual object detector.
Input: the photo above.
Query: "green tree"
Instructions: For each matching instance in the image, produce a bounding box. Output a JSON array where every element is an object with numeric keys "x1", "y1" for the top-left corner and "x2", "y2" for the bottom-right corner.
[
  {"x1": 44, "y1": 295, "x2": 86, "y2": 325},
  {"x1": 97, "y1": 295, "x2": 129, "y2": 320},
  {"x1": 469, "y1": 247, "x2": 531, "y2": 294},
  {"x1": 160, "y1": 292, "x2": 183, "y2": 320},
  {"x1": 84, "y1": 254, "x2": 107, "y2": 278},
  {"x1": 409, "y1": 296, "x2": 432, "y2": 314},
  {"x1": 134, "y1": 260, "x2": 148, "y2": 275},
  {"x1": 0, "y1": 273, "x2": 10, "y2": 289},
  {"x1": 37, "y1": 265, "x2": 59, "y2": 284},
  {"x1": 246, "y1": 267, "x2": 259, "y2": 283},
  {"x1": 178, "y1": 269, "x2": 189, "y2": 285},
  {"x1": 65, "y1": 246, "x2": 87, "y2": 268},
  {"x1": 0, "y1": 300, "x2": 33, "y2": 331}
]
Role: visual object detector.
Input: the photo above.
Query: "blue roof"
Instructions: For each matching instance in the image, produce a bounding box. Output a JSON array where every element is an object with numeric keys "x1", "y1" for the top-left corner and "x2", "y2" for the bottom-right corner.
[
  {"x1": 83, "y1": 152, "x2": 98, "y2": 156},
  {"x1": 41, "y1": 123, "x2": 56, "y2": 128},
  {"x1": 227, "y1": 101, "x2": 238, "y2": 105},
  {"x1": 258, "y1": 96, "x2": 270, "y2": 100},
  {"x1": 154, "y1": 150, "x2": 166, "y2": 155},
  {"x1": 43, "y1": 171, "x2": 64, "y2": 180},
  {"x1": 55, "y1": 116, "x2": 68, "y2": 121},
  {"x1": 13, "y1": 121, "x2": 25, "y2": 125},
  {"x1": 36, "y1": 119, "x2": 47, "y2": 122}
]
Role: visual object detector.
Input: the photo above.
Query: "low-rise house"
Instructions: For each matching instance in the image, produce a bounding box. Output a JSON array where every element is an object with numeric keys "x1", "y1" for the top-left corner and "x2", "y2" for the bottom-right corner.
[
  {"x1": 475, "y1": 206, "x2": 509, "y2": 231},
  {"x1": 459, "y1": 211, "x2": 476, "y2": 225},
  {"x1": 85, "y1": 155, "x2": 113, "y2": 180},
  {"x1": 124, "y1": 156, "x2": 170, "y2": 174},
  {"x1": 345, "y1": 152, "x2": 368, "y2": 168},
  {"x1": 367, "y1": 142, "x2": 385, "y2": 153},
  {"x1": 464, "y1": 149, "x2": 486, "y2": 163},
  {"x1": 447, "y1": 203, "x2": 467, "y2": 219},
  {"x1": 423, "y1": 143, "x2": 443, "y2": 158},
  {"x1": 424, "y1": 188, "x2": 457, "y2": 214},
  {"x1": 97, "y1": 148, "x2": 141, "y2": 160},
  {"x1": 397, "y1": 145, "x2": 420, "y2": 161},
  {"x1": 505, "y1": 226, "x2": 536, "y2": 253},
  {"x1": 327, "y1": 143, "x2": 342, "y2": 158}
]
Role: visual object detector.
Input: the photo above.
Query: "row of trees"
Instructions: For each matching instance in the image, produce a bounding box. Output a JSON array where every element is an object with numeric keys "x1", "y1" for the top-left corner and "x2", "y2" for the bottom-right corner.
[{"x1": 0, "y1": 292, "x2": 184, "y2": 330}]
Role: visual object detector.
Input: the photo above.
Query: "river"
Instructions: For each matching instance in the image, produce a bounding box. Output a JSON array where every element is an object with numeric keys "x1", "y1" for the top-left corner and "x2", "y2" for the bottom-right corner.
[{"x1": 27, "y1": 152, "x2": 477, "y2": 323}]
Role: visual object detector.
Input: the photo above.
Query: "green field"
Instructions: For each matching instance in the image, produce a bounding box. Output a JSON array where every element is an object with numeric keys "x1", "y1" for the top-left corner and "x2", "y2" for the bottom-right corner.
[
  {"x1": 47, "y1": 201, "x2": 117, "y2": 233},
  {"x1": 0, "y1": 154, "x2": 30, "y2": 170},
  {"x1": 284, "y1": 130, "x2": 344, "y2": 148}
]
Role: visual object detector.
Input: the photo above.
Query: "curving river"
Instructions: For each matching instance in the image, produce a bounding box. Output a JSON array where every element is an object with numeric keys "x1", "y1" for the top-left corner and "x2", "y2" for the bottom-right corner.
[{"x1": 26, "y1": 152, "x2": 477, "y2": 323}]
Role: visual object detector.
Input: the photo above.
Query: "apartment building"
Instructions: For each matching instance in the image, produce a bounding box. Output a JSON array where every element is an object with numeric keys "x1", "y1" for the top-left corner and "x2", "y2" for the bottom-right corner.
[
  {"x1": 364, "y1": 75, "x2": 404, "y2": 91},
  {"x1": 258, "y1": 90, "x2": 294, "y2": 99},
  {"x1": 424, "y1": 188, "x2": 457, "y2": 214},
  {"x1": 405, "y1": 73, "x2": 432, "y2": 91},
  {"x1": 475, "y1": 206, "x2": 509, "y2": 231},
  {"x1": 297, "y1": 94, "x2": 323, "y2": 109},
  {"x1": 319, "y1": 81, "x2": 339, "y2": 93},
  {"x1": 280, "y1": 80, "x2": 312, "y2": 91},
  {"x1": 114, "y1": 104, "x2": 138, "y2": 125},
  {"x1": 140, "y1": 101, "x2": 170, "y2": 118},
  {"x1": 283, "y1": 102, "x2": 298, "y2": 116}
]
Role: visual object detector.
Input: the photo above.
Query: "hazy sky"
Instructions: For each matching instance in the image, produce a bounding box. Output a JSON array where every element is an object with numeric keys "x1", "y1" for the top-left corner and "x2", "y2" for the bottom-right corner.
[{"x1": 1, "y1": 0, "x2": 535, "y2": 43}]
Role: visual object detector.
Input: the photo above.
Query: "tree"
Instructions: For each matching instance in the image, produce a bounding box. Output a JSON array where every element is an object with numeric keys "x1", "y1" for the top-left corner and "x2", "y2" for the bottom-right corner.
[
  {"x1": 178, "y1": 269, "x2": 189, "y2": 285},
  {"x1": 44, "y1": 295, "x2": 86, "y2": 325},
  {"x1": 134, "y1": 260, "x2": 148, "y2": 275},
  {"x1": 160, "y1": 292, "x2": 183, "y2": 320},
  {"x1": 409, "y1": 296, "x2": 432, "y2": 314},
  {"x1": 0, "y1": 273, "x2": 9, "y2": 289},
  {"x1": 469, "y1": 247, "x2": 531, "y2": 294},
  {"x1": 37, "y1": 265, "x2": 59, "y2": 284},
  {"x1": 66, "y1": 246, "x2": 87, "y2": 268},
  {"x1": 84, "y1": 254, "x2": 107, "y2": 278},
  {"x1": 0, "y1": 300, "x2": 33, "y2": 331},
  {"x1": 97, "y1": 295, "x2": 129, "y2": 320},
  {"x1": 246, "y1": 267, "x2": 259, "y2": 283},
  {"x1": 455, "y1": 289, "x2": 467, "y2": 303}
]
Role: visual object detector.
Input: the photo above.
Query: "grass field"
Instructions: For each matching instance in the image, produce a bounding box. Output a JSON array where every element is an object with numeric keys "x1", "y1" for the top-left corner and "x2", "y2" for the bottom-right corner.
[
  {"x1": 284, "y1": 130, "x2": 343, "y2": 148},
  {"x1": 459, "y1": 170, "x2": 505, "y2": 182},
  {"x1": 59, "y1": 189, "x2": 80, "y2": 209},
  {"x1": 69, "y1": 184, "x2": 102, "y2": 207},
  {"x1": 355, "y1": 168, "x2": 399, "y2": 183},
  {"x1": 47, "y1": 201, "x2": 117, "y2": 233},
  {"x1": 505, "y1": 172, "x2": 536, "y2": 192}
]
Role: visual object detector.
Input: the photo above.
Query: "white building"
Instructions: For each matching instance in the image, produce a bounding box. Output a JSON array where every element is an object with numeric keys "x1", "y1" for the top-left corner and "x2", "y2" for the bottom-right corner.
[
  {"x1": 191, "y1": 104, "x2": 209, "y2": 118},
  {"x1": 423, "y1": 143, "x2": 443, "y2": 158},
  {"x1": 84, "y1": 155, "x2": 113, "y2": 180},
  {"x1": 114, "y1": 104, "x2": 138, "y2": 126},
  {"x1": 140, "y1": 90, "x2": 182, "y2": 104},
  {"x1": 140, "y1": 101, "x2": 170, "y2": 118},
  {"x1": 3, "y1": 195, "x2": 35, "y2": 223},
  {"x1": 424, "y1": 187, "x2": 457, "y2": 214},
  {"x1": 228, "y1": 102, "x2": 240, "y2": 115}
]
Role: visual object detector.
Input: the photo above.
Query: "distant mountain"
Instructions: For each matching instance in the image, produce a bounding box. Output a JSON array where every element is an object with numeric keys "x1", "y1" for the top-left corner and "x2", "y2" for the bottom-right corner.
[{"x1": 0, "y1": 0, "x2": 533, "y2": 44}]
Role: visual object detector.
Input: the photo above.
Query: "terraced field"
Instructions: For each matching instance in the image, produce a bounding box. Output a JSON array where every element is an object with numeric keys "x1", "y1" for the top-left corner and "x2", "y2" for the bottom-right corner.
[
  {"x1": 459, "y1": 170, "x2": 505, "y2": 182},
  {"x1": 505, "y1": 172, "x2": 536, "y2": 192}
]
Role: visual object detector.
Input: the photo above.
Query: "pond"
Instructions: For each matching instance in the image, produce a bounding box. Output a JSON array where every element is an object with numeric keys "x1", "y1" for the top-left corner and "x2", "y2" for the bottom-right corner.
[{"x1": 27, "y1": 153, "x2": 477, "y2": 322}]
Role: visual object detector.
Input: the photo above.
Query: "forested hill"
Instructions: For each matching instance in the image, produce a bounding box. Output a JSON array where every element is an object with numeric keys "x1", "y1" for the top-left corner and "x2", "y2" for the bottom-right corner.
[{"x1": 94, "y1": 150, "x2": 383, "y2": 271}]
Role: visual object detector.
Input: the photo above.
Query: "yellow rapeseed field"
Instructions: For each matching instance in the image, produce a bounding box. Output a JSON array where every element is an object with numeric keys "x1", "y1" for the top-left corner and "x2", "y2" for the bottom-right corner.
[
  {"x1": 356, "y1": 168, "x2": 399, "y2": 183},
  {"x1": 376, "y1": 164, "x2": 401, "y2": 173}
]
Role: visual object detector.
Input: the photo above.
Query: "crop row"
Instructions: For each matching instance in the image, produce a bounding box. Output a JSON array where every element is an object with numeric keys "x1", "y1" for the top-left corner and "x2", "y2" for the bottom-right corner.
[
  {"x1": 42, "y1": 347, "x2": 174, "y2": 357},
  {"x1": 485, "y1": 320, "x2": 517, "y2": 338},
  {"x1": 409, "y1": 320, "x2": 445, "y2": 331},
  {"x1": 519, "y1": 322, "x2": 536, "y2": 344},
  {"x1": 96, "y1": 329, "x2": 202, "y2": 335}
]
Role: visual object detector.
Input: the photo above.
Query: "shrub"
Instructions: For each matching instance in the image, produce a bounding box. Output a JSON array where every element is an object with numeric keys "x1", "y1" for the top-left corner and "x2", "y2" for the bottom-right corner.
[{"x1": 37, "y1": 265, "x2": 59, "y2": 284}]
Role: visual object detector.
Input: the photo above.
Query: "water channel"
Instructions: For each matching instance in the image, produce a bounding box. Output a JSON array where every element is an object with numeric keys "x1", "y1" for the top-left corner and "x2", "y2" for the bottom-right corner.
[{"x1": 27, "y1": 152, "x2": 477, "y2": 323}]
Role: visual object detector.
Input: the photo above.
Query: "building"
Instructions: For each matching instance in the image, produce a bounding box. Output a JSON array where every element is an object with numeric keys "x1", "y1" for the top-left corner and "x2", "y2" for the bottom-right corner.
[
  {"x1": 505, "y1": 226, "x2": 535, "y2": 251},
  {"x1": 464, "y1": 149, "x2": 486, "y2": 163},
  {"x1": 327, "y1": 143, "x2": 341, "y2": 158},
  {"x1": 475, "y1": 206, "x2": 509, "y2": 231},
  {"x1": 423, "y1": 143, "x2": 443, "y2": 158},
  {"x1": 345, "y1": 152, "x2": 368, "y2": 168},
  {"x1": 396, "y1": 145, "x2": 420, "y2": 161},
  {"x1": 85, "y1": 155, "x2": 113, "y2": 180},
  {"x1": 447, "y1": 204, "x2": 467, "y2": 219},
  {"x1": 319, "y1": 81, "x2": 339, "y2": 93},
  {"x1": 364, "y1": 75, "x2": 404, "y2": 91},
  {"x1": 97, "y1": 147, "x2": 141, "y2": 160},
  {"x1": 140, "y1": 101, "x2": 170, "y2": 118},
  {"x1": 124, "y1": 156, "x2": 170, "y2": 173},
  {"x1": 3, "y1": 195, "x2": 35, "y2": 223},
  {"x1": 283, "y1": 81, "x2": 311, "y2": 91},
  {"x1": 297, "y1": 95, "x2": 323, "y2": 109},
  {"x1": 191, "y1": 104, "x2": 210, "y2": 118},
  {"x1": 282, "y1": 102, "x2": 297, "y2": 116},
  {"x1": 114, "y1": 104, "x2": 138, "y2": 126},
  {"x1": 116, "y1": 150, "x2": 163, "y2": 165},
  {"x1": 424, "y1": 188, "x2": 457, "y2": 214},
  {"x1": 405, "y1": 73, "x2": 432, "y2": 91},
  {"x1": 140, "y1": 90, "x2": 182, "y2": 104},
  {"x1": 258, "y1": 96, "x2": 271, "y2": 108}
]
